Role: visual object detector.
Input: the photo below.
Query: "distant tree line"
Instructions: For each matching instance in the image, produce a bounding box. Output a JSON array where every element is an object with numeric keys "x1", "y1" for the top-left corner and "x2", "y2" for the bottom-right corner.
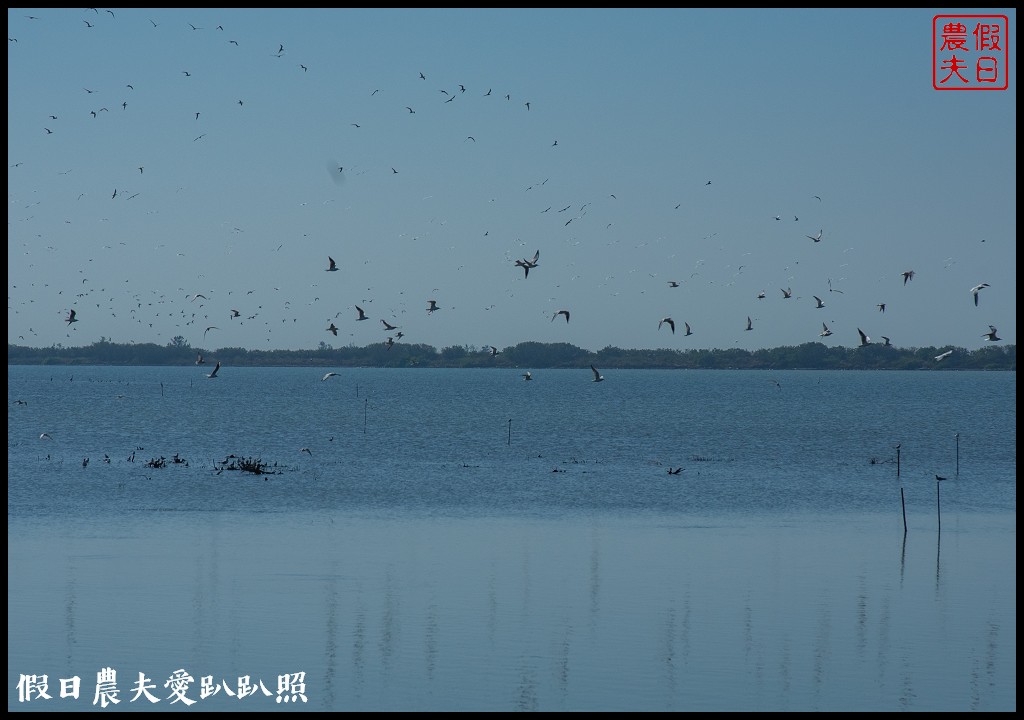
[{"x1": 7, "y1": 337, "x2": 1016, "y2": 371}]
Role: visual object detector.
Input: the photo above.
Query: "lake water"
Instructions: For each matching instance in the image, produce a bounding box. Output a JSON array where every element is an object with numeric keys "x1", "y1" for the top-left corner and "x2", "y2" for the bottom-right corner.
[{"x1": 7, "y1": 366, "x2": 1016, "y2": 711}]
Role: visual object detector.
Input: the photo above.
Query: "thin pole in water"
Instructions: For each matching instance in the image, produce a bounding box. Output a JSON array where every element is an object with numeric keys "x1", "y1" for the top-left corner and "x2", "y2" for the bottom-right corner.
[
  {"x1": 364, "y1": 398, "x2": 368, "y2": 434},
  {"x1": 936, "y1": 475, "x2": 944, "y2": 533},
  {"x1": 900, "y1": 487, "x2": 907, "y2": 535},
  {"x1": 161, "y1": 382, "x2": 164, "y2": 397},
  {"x1": 508, "y1": 418, "x2": 512, "y2": 446}
]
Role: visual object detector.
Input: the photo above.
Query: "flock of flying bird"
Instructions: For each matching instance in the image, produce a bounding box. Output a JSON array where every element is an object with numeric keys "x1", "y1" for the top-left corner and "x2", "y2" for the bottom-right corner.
[{"x1": 8, "y1": 12, "x2": 1009, "y2": 379}]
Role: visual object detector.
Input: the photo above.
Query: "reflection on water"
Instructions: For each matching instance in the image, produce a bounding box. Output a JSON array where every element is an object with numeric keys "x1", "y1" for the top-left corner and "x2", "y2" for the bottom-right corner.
[
  {"x1": 8, "y1": 511, "x2": 1015, "y2": 712},
  {"x1": 7, "y1": 368, "x2": 1016, "y2": 711}
]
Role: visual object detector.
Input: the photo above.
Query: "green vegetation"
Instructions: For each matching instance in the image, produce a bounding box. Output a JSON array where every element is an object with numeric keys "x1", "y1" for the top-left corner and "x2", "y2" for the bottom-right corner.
[{"x1": 7, "y1": 337, "x2": 1015, "y2": 370}]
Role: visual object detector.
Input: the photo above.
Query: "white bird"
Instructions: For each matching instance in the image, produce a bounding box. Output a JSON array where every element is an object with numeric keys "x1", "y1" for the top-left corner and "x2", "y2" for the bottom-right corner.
[
  {"x1": 857, "y1": 328, "x2": 872, "y2": 346},
  {"x1": 39, "y1": 432, "x2": 53, "y2": 440},
  {"x1": 935, "y1": 350, "x2": 953, "y2": 361},
  {"x1": 820, "y1": 322, "x2": 833, "y2": 337},
  {"x1": 590, "y1": 365, "x2": 604, "y2": 382},
  {"x1": 971, "y1": 283, "x2": 989, "y2": 306},
  {"x1": 195, "y1": 352, "x2": 205, "y2": 365},
  {"x1": 326, "y1": 256, "x2": 338, "y2": 272},
  {"x1": 813, "y1": 295, "x2": 825, "y2": 308},
  {"x1": 522, "y1": 371, "x2": 532, "y2": 381},
  {"x1": 806, "y1": 229, "x2": 823, "y2": 242},
  {"x1": 322, "y1": 372, "x2": 339, "y2": 381},
  {"x1": 207, "y1": 361, "x2": 221, "y2": 378},
  {"x1": 659, "y1": 317, "x2": 675, "y2": 334},
  {"x1": 983, "y1": 325, "x2": 1001, "y2": 341}
]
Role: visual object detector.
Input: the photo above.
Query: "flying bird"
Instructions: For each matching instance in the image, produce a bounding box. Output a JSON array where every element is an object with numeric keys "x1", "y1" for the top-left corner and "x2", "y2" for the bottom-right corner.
[
  {"x1": 934, "y1": 350, "x2": 953, "y2": 361},
  {"x1": 857, "y1": 328, "x2": 872, "y2": 346},
  {"x1": 381, "y1": 319, "x2": 398, "y2": 331},
  {"x1": 757, "y1": 291, "x2": 766, "y2": 299},
  {"x1": 195, "y1": 352, "x2": 205, "y2": 365},
  {"x1": 65, "y1": 309, "x2": 78, "y2": 325},
  {"x1": 902, "y1": 270, "x2": 915, "y2": 285},
  {"x1": 781, "y1": 288, "x2": 792, "y2": 299},
  {"x1": 552, "y1": 310, "x2": 570, "y2": 323},
  {"x1": 489, "y1": 346, "x2": 500, "y2": 356},
  {"x1": 385, "y1": 336, "x2": 395, "y2": 350},
  {"x1": 813, "y1": 296, "x2": 825, "y2": 308},
  {"x1": 327, "y1": 322, "x2": 338, "y2": 336},
  {"x1": 667, "y1": 281, "x2": 680, "y2": 288},
  {"x1": 820, "y1": 322, "x2": 833, "y2": 337},
  {"x1": 326, "y1": 256, "x2": 338, "y2": 271},
  {"x1": 426, "y1": 300, "x2": 439, "y2": 314},
  {"x1": 982, "y1": 325, "x2": 1001, "y2": 341},
  {"x1": 881, "y1": 336, "x2": 892, "y2": 346},
  {"x1": 515, "y1": 250, "x2": 540, "y2": 278},
  {"x1": 658, "y1": 317, "x2": 675, "y2": 334},
  {"x1": 806, "y1": 229, "x2": 823, "y2": 242},
  {"x1": 355, "y1": 305, "x2": 368, "y2": 321},
  {"x1": 877, "y1": 303, "x2": 886, "y2": 312},
  {"x1": 745, "y1": 316, "x2": 753, "y2": 331},
  {"x1": 39, "y1": 433, "x2": 53, "y2": 441},
  {"x1": 970, "y1": 283, "x2": 989, "y2": 306},
  {"x1": 683, "y1": 322, "x2": 692, "y2": 336},
  {"x1": 207, "y1": 361, "x2": 221, "y2": 378},
  {"x1": 522, "y1": 371, "x2": 532, "y2": 381},
  {"x1": 590, "y1": 365, "x2": 604, "y2": 382},
  {"x1": 322, "y1": 372, "x2": 340, "y2": 381}
]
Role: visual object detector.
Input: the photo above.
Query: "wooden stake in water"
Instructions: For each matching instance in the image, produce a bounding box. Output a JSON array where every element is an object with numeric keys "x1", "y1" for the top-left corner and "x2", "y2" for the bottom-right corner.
[
  {"x1": 508, "y1": 418, "x2": 512, "y2": 446},
  {"x1": 364, "y1": 398, "x2": 368, "y2": 434},
  {"x1": 936, "y1": 474, "x2": 946, "y2": 532}
]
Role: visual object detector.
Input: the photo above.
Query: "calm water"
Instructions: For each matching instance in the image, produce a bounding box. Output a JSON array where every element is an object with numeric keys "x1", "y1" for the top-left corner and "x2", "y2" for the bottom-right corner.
[{"x1": 8, "y1": 366, "x2": 1017, "y2": 711}]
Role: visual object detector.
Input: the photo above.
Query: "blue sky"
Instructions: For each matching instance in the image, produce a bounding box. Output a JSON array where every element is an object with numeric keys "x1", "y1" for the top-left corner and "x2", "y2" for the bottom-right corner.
[{"x1": 8, "y1": 8, "x2": 1016, "y2": 353}]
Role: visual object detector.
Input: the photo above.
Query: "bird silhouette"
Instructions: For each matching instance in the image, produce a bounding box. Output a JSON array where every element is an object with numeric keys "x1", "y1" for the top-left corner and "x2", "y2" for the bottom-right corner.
[
  {"x1": 206, "y1": 361, "x2": 221, "y2": 378},
  {"x1": 970, "y1": 283, "x2": 990, "y2": 306},
  {"x1": 427, "y1": 300, "x2": 439, "y2": 314},
  {"x1": 820, "y1": 322, "x2": 833, "y2": 337},
  {"x1": 982, "y1": 325, "x2": 1001, "y2": 341},
  {"x1": 659, "y1": 317, "x2": 675, "y2": 334},
  {"x1": 327, "y1": 322, "x2": 338, "y2": 336},
  {"x1": 322, "y1": 372, "x2": 339, "y2": 381},
  {"x1": 857, "y1": 328, "x2": 872, "y2": 346},
  {"x1": 355, "y1": 305, "x2": 368, "y2": 321},
  {"x1": 684, "y1": 322, "x2": 692, "y2": 336},
  {"x1": 813, "y1": 296, "x2": 825, "y2": 308},
  {"x1": 745, "y1": 316, "x2": 753, "y2": 331},
  {"x1": 515, "y1": 250, "x2": 539, "y2": 278},
  {"x1": 326, "y1": 256, "x2": 338, "y2": 271},
  {"x1": 591, "y1": 365, "x2": 605, "y2": 382},
  {"x1": 65, "y1": 309, "x2": 78, "y2": 325},
  {"x1": 902, "y1": 270, "x2": 915, "y2": 285},
  {"x1": 552, "y1": 310, "x2": 570, "y2": 323},
  {"x1": 381, "y1": 319, "x2": 398, "y2": 331},
  {"x1": 806, "y1": 229, "x2": 823, "y2": 242}
]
